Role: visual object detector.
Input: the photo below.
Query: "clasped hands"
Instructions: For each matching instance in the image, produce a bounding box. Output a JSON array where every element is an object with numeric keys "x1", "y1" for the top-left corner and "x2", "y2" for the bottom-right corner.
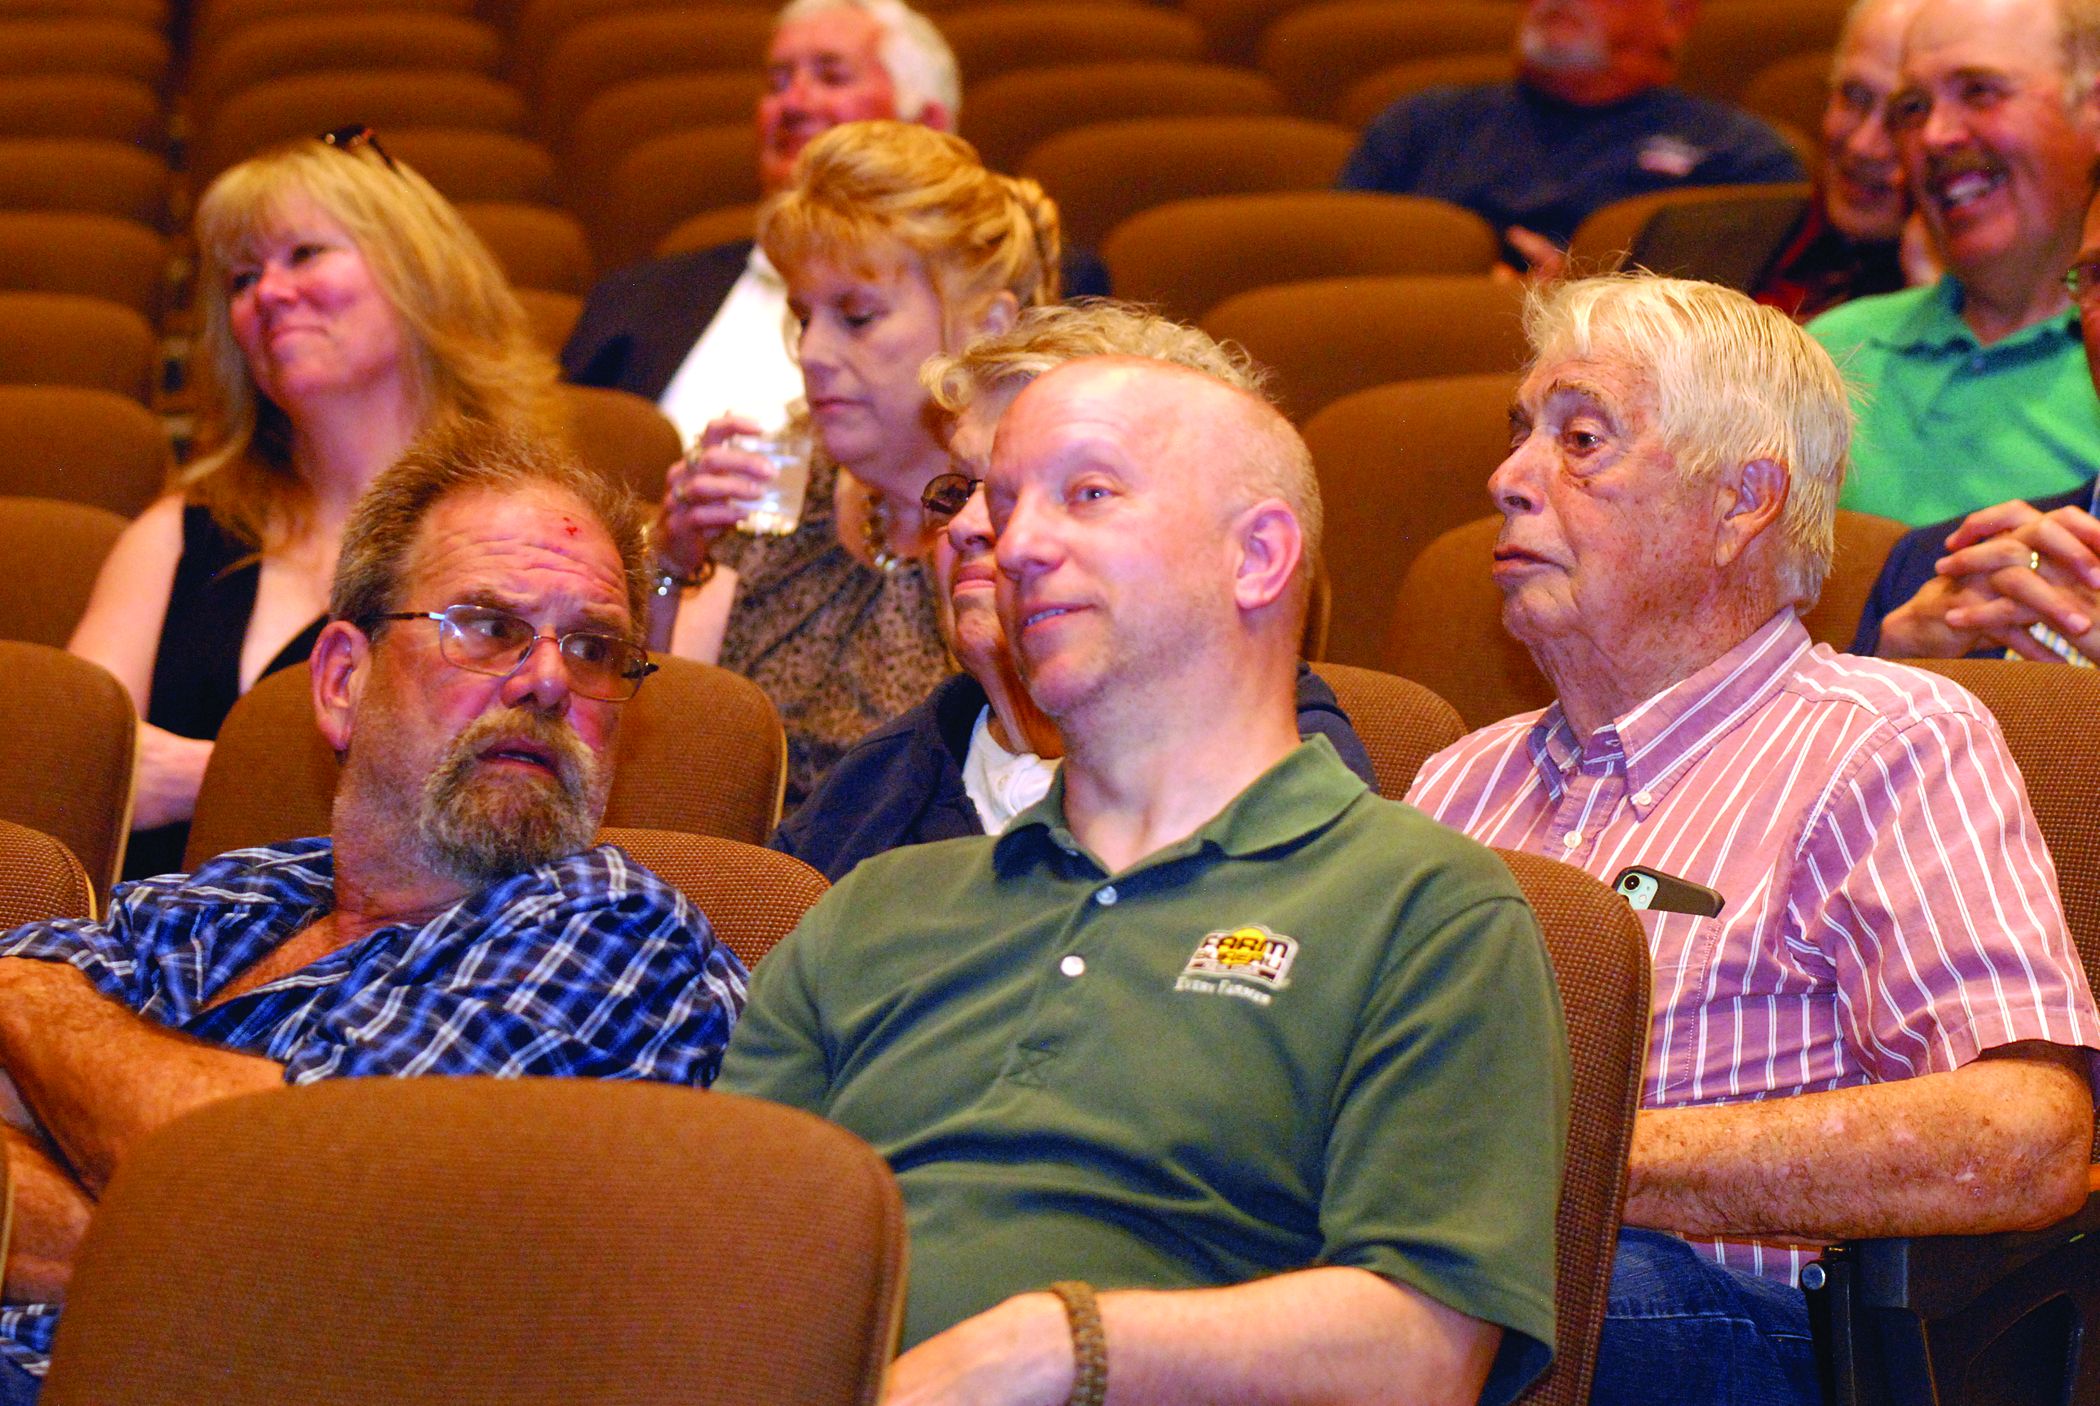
[{"x1": 1880, "y1": 498, "x2": 2100, "y2": 660}]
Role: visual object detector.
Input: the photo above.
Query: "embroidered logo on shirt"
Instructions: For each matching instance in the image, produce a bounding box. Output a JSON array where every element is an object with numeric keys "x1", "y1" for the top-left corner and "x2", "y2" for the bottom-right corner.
[
  {"x1": 1636, "y1": 135, "x2": 1705, "y2": 178},
  {"x1": 1174, "y1": 925, "x2": 1298, "y2": 1005}
]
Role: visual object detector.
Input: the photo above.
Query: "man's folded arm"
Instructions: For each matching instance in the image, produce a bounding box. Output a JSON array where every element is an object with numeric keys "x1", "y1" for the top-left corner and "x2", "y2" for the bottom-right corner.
[
  {"x1": 0, "y1": 957, "x2": 283, "y2": 1196},
  {"x1": 885, "y1": 1265, "x2": 1501, "y2": 1406}
]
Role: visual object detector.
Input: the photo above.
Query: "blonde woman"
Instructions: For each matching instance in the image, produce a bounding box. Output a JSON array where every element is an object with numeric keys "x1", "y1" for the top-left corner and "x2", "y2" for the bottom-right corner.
[
  {"x1": 70, "y1": 128, "x2": 563, "y2": 879},
  {"x1": 651, "y1": 119, "x2": 1061, "y2": 806}
]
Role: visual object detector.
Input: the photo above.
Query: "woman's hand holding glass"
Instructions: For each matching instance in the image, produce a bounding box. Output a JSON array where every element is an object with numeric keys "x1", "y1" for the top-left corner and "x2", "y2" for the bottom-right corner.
[{"x1": 656, "y1": 413, "x2": 788, "y2": 574}]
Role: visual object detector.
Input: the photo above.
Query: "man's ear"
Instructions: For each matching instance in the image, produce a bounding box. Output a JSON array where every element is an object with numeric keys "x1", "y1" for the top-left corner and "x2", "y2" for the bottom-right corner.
[
  {"x1": 310, "y1": 619, "x2": 370, "y2": 756},
  {"x1": 1715, "y1": 457, "x2": 1789, "y2": 568},
  {"x1": 1230, "y1": 499, "x2": 1305, "y2": 614},
  {"x1": 970, "y1": 288, "x2": 1019, "y2": 340}
]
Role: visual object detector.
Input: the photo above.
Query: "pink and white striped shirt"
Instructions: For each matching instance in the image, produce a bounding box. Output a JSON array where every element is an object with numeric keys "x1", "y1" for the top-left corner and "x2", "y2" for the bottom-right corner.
[{"x1": 1407, "y1": 610, "x2": 2100, "y2": 1282}]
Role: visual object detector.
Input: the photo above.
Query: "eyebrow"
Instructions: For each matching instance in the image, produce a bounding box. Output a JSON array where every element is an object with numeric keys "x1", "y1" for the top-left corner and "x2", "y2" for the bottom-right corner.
[{"x1": 451, "y1": 588, "x2": 630, "y2": 634}]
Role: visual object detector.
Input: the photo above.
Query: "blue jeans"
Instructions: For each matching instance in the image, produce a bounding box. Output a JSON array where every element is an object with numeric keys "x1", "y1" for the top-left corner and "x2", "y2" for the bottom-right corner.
[
  {"x1": 1590, "y1": 1228, "x2": 1822, "y2": 1406},
  {"x1": 0, "y1": 1359, "x2": 37, "y2": 1406}
]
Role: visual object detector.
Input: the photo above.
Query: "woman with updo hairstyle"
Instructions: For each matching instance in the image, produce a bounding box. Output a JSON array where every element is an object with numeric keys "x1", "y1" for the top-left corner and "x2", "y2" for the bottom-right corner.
[
  {"x1": 651, "y1": 118, "x2": 1061, "y2": 807},
  {"x1": 69, "y1": 129, "x2": 564, "y2": 879}
]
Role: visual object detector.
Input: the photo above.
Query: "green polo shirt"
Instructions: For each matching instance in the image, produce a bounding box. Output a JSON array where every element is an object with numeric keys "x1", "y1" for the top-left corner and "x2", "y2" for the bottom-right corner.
[
  {"x1": 1808, "y1": 278, "x2": 2099, "y2": 525},
  {"x1": 720, "y1": 739, "x2": 1568, "y2": 1406}
]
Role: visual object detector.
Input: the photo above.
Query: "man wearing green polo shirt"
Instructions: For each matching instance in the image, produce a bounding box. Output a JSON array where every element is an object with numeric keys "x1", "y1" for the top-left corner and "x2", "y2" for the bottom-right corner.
[
  {"x1": 719, "y1": 355, "x2": 1569, "y2": 1406},
  {"x1": 1807, "y1": 0, "x2": 2100, "y2": 527}
]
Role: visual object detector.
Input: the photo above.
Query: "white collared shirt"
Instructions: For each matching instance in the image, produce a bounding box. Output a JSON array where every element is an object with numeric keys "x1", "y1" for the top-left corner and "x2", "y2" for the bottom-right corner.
[
  {"x1": 960, "y1": 705, "x2": 1059, "y2": 834},
  {"x1": 655, "y1": 246, "x2": 806, "y2": 443}
]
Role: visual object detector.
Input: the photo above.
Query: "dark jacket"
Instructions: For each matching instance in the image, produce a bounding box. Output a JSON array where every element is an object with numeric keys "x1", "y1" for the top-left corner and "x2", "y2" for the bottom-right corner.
[{"x1": 773, "y1": 665, "x2": 1382, "y2": 882}]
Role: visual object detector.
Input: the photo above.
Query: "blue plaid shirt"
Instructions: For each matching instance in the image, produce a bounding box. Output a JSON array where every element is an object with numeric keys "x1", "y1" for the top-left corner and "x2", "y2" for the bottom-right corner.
[{"x1": 0, "y1": 838, "x2": 748, "y2": 1377}]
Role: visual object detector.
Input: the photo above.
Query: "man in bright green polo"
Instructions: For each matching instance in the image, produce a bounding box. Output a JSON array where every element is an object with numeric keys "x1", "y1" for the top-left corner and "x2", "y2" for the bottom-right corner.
[
  {"x1": 1807, "y1": 0, "x2": 2100, "y2": 527},
  {"x1": 719, "y1": 355, "x2": 1569, "y2": 1406}
]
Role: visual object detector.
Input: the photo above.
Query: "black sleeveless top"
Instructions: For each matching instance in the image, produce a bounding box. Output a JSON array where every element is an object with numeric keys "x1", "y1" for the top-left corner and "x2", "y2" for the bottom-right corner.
[{"x1": 125, "y1": 505, "x2": 326, "y2": 881}]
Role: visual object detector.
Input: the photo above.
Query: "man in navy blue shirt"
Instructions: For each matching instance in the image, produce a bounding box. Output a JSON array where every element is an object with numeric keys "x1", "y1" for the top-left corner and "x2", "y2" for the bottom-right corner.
[
  {"x1": 1338, "y1": 0, "x2": 1804, "y2": 269},
  {"x1": 0, "y1": 424, "x2": 746, "y2": 1402}
]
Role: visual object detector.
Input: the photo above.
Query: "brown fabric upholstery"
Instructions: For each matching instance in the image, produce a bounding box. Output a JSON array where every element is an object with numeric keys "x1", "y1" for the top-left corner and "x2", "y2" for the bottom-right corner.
[
  {"x1": 5, "y1": 0, "x2": 164, "y2": 29},
  {"x1": 0, "y1": 495, "x2": 126, "y2": 646},
  {"x1": 1020, "y1": 114, "x2": 1355, "y2": 251},
  {"x1": 961, "y1": 60, "x2": 1283, "y2": 174},
  {"x1": 1338, "y1": 51, "x2": 1516, "y2": 128},
  {"x1": 1677, "y1": 0, "x2": 1844, "y2": 101},
  {"x1": 0, "y1": 817, "x2": 95, "y2": 929},
  {"x1": 600, "y1": 826, "x2": 827, "y2": 969},
  {"x1": 0, "y1": 19, "x2": 168, "y2": 86},
  {"x1": 392, "y1": 132, "x2": 557, "y2": 206},
  {"x1": 534, "y1": 10, "x2": 773, "y2": 147},
  {"x1": 0, "y1": 383, "x2": 171, "y2": 515},
  {"x1": 1202, "y1": 276, "x2": 1527, "y2": 422},
  {"x1": 195, "y1": 0, "x2": 475, "y2": 61},
  {"x1": 1298, "y1": 371, "x2": 1522, "y2": 666},
  {"x1": 1258, "y1": 1, "x2": 1520, "y2": 119},
  {"x1": 1105, "y1": 191, "x2": 1499, "y2": 324},
  {"x1": 460, "y1": 199, "x2": 591, "y2": 293},
  {"x1": 596, "y1": 122, "x2": 758, "y2": 270},
  {"x1": 1181, "y1": 0, "x2": 1332, "y2": 67},
  {"x1": 510, "y1": 0, "x2": 774, "y2": 95},
  {"x1": 1800, "y1": 510, "x2": 1907, "y2": 652},
  {"x1": 0, "y1": 291, "x2": 155, "y2": 402},
  {"x1": 941, "y1": 4, "x2": 1205, "y2": 86},
  {"x1": 1739, "y1": 49, "x2": 1831, "y2": 143},
  {"x1": 1567, "y1": 182, "x2": 1815, "y2": 274},
  {"x1": 0, "y1": 75, "x2": 161, "y2": 147},
  {"x1": 193, "y1": 69, "x2": 526, "y2": 183},
  {"x1": 0, "y1": 138, "x2": 167, "y2": 228},
  {"x1": 190, "y1": 13, "x2": 504, "y2": 118},
  {"x1": 0, "y1": 641, "x2": 134, "y2": 897},
  {"x1": 1315, "y1": 662, "x2": 1464, "y2": 798},
  {"x1": 558, "y1": 382, "x2": 681, "y2": 503},
  {"x1": 1497, "y1": 848, "x2": 1650, "y2": 1406},
  {"x1": 44, "y1": 1080, "x2": 907, "y2": 1406},
  {"x1": 0, "y1": 212, "x2": 166, "y2": 322},
  {"x1": 517, "y1": 286, "x2": 583, "y2": 356},
  {"x1": 563, "y1": 69, "x2": 763, "y2": 212},
  {"x1": 1387, "y1": 514, "x2": 1555, "y2": 729},
  {"x1": 655, "y1": 201, "x2": 760, "y2": 259},
  {"x1": 186, "y1": 653, "x2": 785, "y2": 866}
]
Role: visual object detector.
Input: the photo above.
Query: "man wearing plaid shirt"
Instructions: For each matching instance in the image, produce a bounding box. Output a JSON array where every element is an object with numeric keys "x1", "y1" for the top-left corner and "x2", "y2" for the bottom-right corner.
[{"x1": 0, "y1": 424, "x2": 747, "y2": 1403}]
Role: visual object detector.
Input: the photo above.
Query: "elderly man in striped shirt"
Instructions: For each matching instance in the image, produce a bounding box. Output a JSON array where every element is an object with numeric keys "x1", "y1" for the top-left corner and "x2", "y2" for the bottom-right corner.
[{"x1": 1408, "y1": 274, "x2": 2100, "y2": 1406}]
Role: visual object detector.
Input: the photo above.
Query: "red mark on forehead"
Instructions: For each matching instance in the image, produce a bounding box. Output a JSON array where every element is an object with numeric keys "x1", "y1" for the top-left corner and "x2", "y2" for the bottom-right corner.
[{"x1": 562, "y1": 519, "x2": 580, "y2": 537}]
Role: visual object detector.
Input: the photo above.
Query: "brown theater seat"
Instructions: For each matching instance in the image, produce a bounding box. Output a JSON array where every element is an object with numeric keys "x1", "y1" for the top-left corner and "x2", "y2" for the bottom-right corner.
[
  {"x1": 0, "y1": 641, "x2": 135, "y2": 898},
  {"x1": 0, "y1": 292, "x2": 157, "y2": 402},
  {"x1": 0, "y1": 383, "x2": 171, "y2": 516},
  {"x1": 388, "y1": 131, "x2": 558, "y2": 205},
  {"x1": 558, "y1": 382, "x2": 681, "y2": 501},
  {"x1": 44, "y1": 1080, "x2": 906, "y2": 1406},
  {"x1": 0, "y1": 211, "x2": 166, "y2": 322},
  {"x1": 190, "y1": 13, "x2": 503, "y2": 119},
  {"x1": 0, "y1": 495, "x2": 129, "y2": 647},
  {"x1": 0, "y1": 19, "x2": 169, "y2": 87},
  {"x1": 516, "y1": 286, "x2": 582, "y2": 356},
  {"x1": 532, "y1": 9, "x2": 774, "y2": 146},
  {"x1": 1388, "y1": 514, "x2": 1552, "y2": 729},
  {"x1": 1258, "y1": 1, "x2": 1520, "y2": 119},
  {"x1": 1677, "y1": 0, "x2": 1845, "y2": 102},
  {"x1": 194, "y1": 0, "x2": 475, "y2": 59},
  {"x1": 562, "y1": 69, "x2": 763, "y2": 210},
  {"x1": 0, "y1": 75, "x2": 161, "y2": 146},
  {"x1": 460, "y1": 199, "x2": 591, "y2": 292},
  {"x1": 1104, "y1": 191, "x2": 1498, "y2": 324},
  {"x1": 960, "y1": 60, "x2": 1283, "y2": 173},
  {"x1": 193, "y1": 69, "x2": 527, "y2": 184},
  {"x1": 940, "y1": 4, "x2": 1205, "y2": 86},
  {"x1": 600, "y1": 827, "x2": 827, "y2": 969},
  {"x1": 0, "y1": 816, "x2": 96, "y2": 929},
  {"x1": 595, "y1": 123, "x2": 758, "y2": 271},
  {"x1": 1202, "y1": 278, "x2": 1527, "y2": 422},
  {"x1": 655, "y1": 202, "x2": 758, "y2": 258},
  {"x1": 1314, "y1": 662, "x2": 1464, "y2": 798},
  {"x1": 1338, "y1": 51, "x2": 1516, "y2": 129},
  {"x1": 0, "y1": 138, "x2": 168, "y2": 227},
  {"x1": 1020, "y1": 114, "x2": 1356, "y2": 250}
]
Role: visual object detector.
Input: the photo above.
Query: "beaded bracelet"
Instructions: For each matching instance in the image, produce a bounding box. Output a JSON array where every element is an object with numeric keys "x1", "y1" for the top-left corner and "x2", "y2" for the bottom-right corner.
[{"x1": 1048, "y1": 1280, "x2": 1108, "y2": 1406}]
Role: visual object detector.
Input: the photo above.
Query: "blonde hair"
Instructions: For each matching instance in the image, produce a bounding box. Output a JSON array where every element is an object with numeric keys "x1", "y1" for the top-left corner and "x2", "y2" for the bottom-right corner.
[
  {"x1": 923, "y1": 298, "x2": 1270, "y2": 414},
  {"x1": 187, "y1": 138, "x2": 562, "y2": 552},
  {"x1": 761, "y1": 120, "x2": 1060, "y2": 326},
  {"x1": 1524, "y1": 274, "x2": 1852, "y2": 606}
]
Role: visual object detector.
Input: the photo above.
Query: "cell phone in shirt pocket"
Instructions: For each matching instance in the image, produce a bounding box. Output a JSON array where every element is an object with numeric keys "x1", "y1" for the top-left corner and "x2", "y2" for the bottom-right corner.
[{"x1": 1611, "y1": 865, "x2": 1725, "y2": 918}]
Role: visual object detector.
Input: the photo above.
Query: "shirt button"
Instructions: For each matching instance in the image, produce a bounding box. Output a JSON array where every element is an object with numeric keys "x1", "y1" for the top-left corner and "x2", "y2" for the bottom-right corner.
[
  {"x1": 1060, "y1": 954, "x2": 1086, "y2": 977},
  {"x1": 1561, "y1": 831, "x2": 1582, "y2": 850},
  {"x1": 1633, "y1": 791, "x2": 1653, "y2": 807},
  {"x1": 1095, "y1": 885, "x2": 1119, "y2": 906}
]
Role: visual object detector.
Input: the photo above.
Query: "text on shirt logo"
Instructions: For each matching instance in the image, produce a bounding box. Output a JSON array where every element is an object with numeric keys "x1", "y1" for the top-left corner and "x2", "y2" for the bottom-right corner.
[{"x1": 1175, "y1": 925, "x2": 1298, "y2": 1006}]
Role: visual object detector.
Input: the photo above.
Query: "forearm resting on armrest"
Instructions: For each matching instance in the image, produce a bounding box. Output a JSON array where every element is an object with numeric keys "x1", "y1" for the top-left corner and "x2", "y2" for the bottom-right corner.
[
  {"x1": 1627, "y1": 1044, "x2": 2094, "y2": 1242},
  {"x1": 2, "y1": 1124, "x2": 92, "y2": 1305}
]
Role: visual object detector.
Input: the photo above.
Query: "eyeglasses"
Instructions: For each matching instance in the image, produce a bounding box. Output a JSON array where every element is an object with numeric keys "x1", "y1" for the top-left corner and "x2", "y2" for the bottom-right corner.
[
  {"x1": 317, "y1": 124, "x2": 397, "y2": 172},
  {"x1": 2065, "y1": 261, "x2": 2100, "y2": 306},
  {"x1": 366, "y1": 605, "x2": 657, "y2": 701},
  {"x1": 922, "y1": 472, "x2": 981, "y2": 522}
]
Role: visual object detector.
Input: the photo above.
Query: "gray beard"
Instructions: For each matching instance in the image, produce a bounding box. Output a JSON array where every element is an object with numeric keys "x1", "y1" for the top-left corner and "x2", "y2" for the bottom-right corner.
[{"x1": 414, "y1": 708, "x2": 605, "y2": 885}]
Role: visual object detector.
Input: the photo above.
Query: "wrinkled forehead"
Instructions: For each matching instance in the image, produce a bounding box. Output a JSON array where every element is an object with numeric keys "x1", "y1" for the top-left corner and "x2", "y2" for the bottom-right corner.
[
  {"x1": 404, "y1": 485, "x2": 631, "y2": 626},
  {"x1": 1519, "y1": 341, "x2": 1662, "y2": 423},
  {"x1": 1901, "y1": 0, "x2": 2065, "y2": 80},
  {"x1": 768, "y1": 7, "x2": 888, "y2": 69}
]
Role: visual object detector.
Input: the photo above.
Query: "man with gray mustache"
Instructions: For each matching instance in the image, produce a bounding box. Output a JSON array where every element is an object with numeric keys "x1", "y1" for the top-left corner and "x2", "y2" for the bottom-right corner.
[
  {"x1": 1809, "y1": 0, "x2": 2100, "y2": 525},
  {"x1": 0, "y1": 422, "x2": 746, "y2": 1405}
]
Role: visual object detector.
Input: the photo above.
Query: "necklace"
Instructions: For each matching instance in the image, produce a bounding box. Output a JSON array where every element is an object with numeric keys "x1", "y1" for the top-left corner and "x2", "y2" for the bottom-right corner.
[{"x1": 862, "y1": 490, "x2": 903, "y2": 572}]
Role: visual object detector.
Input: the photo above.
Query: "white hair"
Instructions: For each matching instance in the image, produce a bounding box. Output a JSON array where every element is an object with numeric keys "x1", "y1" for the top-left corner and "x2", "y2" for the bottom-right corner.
[{"x1": 775, "y1": 0, "x2": 962, "y2": 119}]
